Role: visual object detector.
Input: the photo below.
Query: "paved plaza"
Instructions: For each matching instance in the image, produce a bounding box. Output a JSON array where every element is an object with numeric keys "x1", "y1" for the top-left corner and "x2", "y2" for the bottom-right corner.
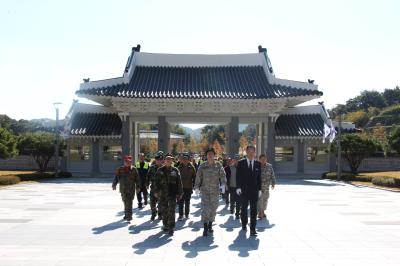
[{"x1": 0, "y1": 177, "x2": 399, "y2": 266}]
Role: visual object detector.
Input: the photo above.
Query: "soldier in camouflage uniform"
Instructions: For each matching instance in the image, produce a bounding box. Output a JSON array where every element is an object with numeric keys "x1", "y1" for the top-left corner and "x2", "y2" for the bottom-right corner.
[
  {"x1": 154, "y1": 153, "x2": 183, "y2": 236},
  {"x1": 257, "y1": 154, "x2": 276, "y2": 219},
  {"x1": 146, "y1": 151, "x2": 164, "y2": 221},
  {"x1": 112, "y1": 155, "x2": 140, "y2": 222},
  {"x1": 194, "y1": 148, "x2": 227, "y2": 236}
]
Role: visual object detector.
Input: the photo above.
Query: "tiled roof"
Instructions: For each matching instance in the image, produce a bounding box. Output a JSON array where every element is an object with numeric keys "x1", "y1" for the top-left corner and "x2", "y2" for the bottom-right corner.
[
  {"x1": 275, "y1": 114, "x2": 324, "y2": 137},
  {"x1": 69, "y1": 113, "x2": 121, "y2": 136},
  {"x1": 77, "y1": 66, "x2": 322, "y2": 100}
]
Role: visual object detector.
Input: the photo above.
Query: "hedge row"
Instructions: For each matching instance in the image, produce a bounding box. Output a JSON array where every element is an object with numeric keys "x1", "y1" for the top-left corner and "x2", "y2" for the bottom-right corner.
[
  {"x1": 322, "y1": 172, "x2": 400, "y2": 188},
  {"x1": 0, "y1": 171, "x2": 72, "y2": 186},
  {"x1": 0, "y1": 175, "x2": 21, "y2": 186}
]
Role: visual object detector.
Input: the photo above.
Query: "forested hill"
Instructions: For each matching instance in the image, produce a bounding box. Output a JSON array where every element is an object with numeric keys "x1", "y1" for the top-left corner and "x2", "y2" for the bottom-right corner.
[{"x1": 329, "y1": 86, "x2": 400, "y2": 129}]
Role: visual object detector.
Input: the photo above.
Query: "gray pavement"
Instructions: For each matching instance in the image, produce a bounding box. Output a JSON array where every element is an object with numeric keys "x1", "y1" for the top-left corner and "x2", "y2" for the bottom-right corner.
[{"x1": 0, "y1": 177, "x2": 399, "y2": 266}]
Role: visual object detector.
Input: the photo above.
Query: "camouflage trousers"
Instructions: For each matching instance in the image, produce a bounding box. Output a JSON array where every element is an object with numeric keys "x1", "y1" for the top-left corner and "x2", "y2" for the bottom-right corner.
[
  {"x1": 257, "y1": 189, "x2": 270, "y2": 212},
  {"x1": 200, "y1": 190, "x2": 219, "y2": 223},
  {"x1": 159, "y1": 196, "x2": 177, "y2": 230},
  {"x1": 121, "y1": 193, "x2": 134, "y2": 218},
  {"x1": 149, "y1": 190, "x2": 162, "y2": 217}
]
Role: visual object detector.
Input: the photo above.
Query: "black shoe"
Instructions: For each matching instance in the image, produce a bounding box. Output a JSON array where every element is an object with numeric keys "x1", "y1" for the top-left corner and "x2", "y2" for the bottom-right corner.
[
  {"x1": 185, "y1": 214, "x2": 189, "y2": 219},
  {"x1": 123, "y1": 215, "x2": 127, "y2": 220},
  {"x1": 162, "y1": 226, "x2": 168, "y2": 232},
  {"x1": 230, "y1": 209, "x2": 234, "y2": 214},
  {"x1": 126, "y1": 216, "x2": 132, "y2": 222},
  {"x1": 150, "y1": 213, "x2": 156, "y2": 221},
  {"x1": 168, "y1": 229, "x2": 174, "y2": 236},
  {"x1": 178, "y1": 215, "x2": 183, "y2": 221},
  {"x1": 242, "y1": 225, "x2": 247, "y2": 231},
  {"x1": 208, "y1": 221, "x2": 214, "y2": 233},
  {"x1": 235, "y1": 215, "x2": 240, "y2": 220},
  {"x1": 250, "y1": 230, "x2": 257, "y2": 236},
  {"x1": 138, "y1": 203, "x2": 143, "y2": 209},
  {"x1": 203, "y1": 223, "x2": 208, "y2": 236},
  {"x1": 157, "y1": 215, "x2": 162, "y2": 220}
]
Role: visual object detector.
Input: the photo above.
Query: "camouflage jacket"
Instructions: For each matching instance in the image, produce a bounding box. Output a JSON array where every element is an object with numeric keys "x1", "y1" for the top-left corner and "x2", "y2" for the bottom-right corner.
[
  {"x1": 146, "y1": 163, "x2": 162, "y2": 189},
  {"x1": 154, "y1": 165, "x2": 183, "y2": 198},
  {"x1": 195, "y1": 161, "x2": 227, "y2": 193},
  {"x1": 112, "y1": 166, "x2": 140, "y2": 194},
  {"x1": 260, "y1": 163, "x2": 276, "y2": 191}
]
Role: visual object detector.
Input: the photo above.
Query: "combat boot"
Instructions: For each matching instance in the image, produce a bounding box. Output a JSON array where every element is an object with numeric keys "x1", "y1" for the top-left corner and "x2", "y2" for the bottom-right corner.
[
  {"x1": 208, "y1": 221, "x2": 214, "y2": 233},
  {"x1": 202, "y1": 223, "x2": 208, "y2": 237}
]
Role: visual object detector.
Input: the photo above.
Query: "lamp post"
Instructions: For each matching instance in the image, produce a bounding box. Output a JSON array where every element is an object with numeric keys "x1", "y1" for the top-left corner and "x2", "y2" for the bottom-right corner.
[
  {"x1": 336, "y1": 104, "x2": 344, "y2": 181},
  {"x1": 53, "y1": 102, "x2": 62, "y2": 178}
]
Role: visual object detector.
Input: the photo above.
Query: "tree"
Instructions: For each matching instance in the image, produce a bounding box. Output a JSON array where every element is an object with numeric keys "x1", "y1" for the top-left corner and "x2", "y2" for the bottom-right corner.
[
  {"x1": 17, "y1": 132, "x2": 56, "y2": 172},
  {"x1": 388, "y1": 127, "x2": 400, "y2": 155},
  {"x1": 383, "y1": 86, "x2": 400, "y2": 106},
  {"x1": 344, "y1": 110, "x2": 369, "y2": 128},
  {"x1": 331, "y1": 134, "x2": 378, "y2": 174},
  {"x1": 201, "y1": 125, "x2": 225, "y2": 145},
  {"x1": 177, "y1": 140, "x2": 185, "y2": 153},
  {"x1": 358, "y1": 90, "x2": 387, "y2": 111},
  {"x1": 212, "y1": 140, "x2": 223, "y2": 156},
  {"x1": 0, "y1": 128, "x2": 17, "y2": 159}
]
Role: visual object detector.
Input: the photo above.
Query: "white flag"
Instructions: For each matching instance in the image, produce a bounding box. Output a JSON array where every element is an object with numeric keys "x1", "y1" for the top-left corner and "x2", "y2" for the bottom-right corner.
[
  {"x1": 323, "y1": 123, "x2": 331, "y2": 143},
  {"x1": 329, "y1": 125, "x2": 337, "y2": 143}
]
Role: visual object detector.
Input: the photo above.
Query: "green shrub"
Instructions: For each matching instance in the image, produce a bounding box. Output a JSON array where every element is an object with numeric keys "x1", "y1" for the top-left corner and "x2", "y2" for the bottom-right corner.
[
  {"x1": 371, "y1": 176, "x2": 400, "y2": 188},
  {"x1": 16, "y1": 172, "x2": 55, "y2": 181},
  {"x1": 322, "y1": 172, "x2": 356, "y2": 180},
  {"x1": 58, "y1": 171, "x2": 72, "y2": 178},
  {"x1": 0, "y1": 175, "x2": 20, "y2": 185}
]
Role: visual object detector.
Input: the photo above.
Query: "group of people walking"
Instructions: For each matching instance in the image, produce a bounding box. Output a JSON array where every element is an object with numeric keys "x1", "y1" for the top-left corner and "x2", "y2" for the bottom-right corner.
[{"x1": 112, "y1": 145, "x2": 276, "y2": 237}]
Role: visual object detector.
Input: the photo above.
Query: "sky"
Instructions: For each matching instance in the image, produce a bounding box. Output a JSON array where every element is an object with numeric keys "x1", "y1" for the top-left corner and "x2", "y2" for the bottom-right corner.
[{"x1": 0, "y1": 0, "x2": 399, "y2": 130}]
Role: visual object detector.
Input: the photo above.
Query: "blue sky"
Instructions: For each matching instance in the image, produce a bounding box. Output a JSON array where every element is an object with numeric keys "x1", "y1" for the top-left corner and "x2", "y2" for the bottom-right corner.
[{"x1": 0, "y1": 0, "x2": 399, "y2": 129}]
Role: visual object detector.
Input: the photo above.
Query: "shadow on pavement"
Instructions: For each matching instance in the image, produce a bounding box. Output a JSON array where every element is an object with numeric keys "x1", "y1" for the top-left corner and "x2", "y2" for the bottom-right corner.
[
  {"x1": 91, "y1": 219, "x2": 129, "y2": 234},
  {"x1": 128, "y1": 220, "x2": 161, "y2": 234},
  {"x1": 228, "y1": 230, "x2": 260, "y2": 257},
  {"x1": 181, "y1": 235, "x2": 218, "y2": 258},
  {"x1": 132, "y1": 231, "x2": 172, "y2": 254}
]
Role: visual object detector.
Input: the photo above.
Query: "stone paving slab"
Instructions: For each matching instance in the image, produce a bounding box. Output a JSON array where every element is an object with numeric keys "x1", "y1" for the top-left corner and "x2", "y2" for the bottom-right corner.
[{"x1": 0, "y1": 177, "x2": 399, "y2": 265}]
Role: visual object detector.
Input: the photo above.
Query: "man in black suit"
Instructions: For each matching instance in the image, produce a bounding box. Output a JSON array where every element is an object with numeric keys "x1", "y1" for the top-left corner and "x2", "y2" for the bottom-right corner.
[{"x1": 236, "y1": 145, "x2": 262, "y2": 236}]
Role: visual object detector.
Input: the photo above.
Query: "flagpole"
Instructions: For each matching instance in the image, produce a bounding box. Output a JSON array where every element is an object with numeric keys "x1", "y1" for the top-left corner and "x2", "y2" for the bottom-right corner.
[{"x1": 337, "y1": 112, "x2": 342, "y2": 180}]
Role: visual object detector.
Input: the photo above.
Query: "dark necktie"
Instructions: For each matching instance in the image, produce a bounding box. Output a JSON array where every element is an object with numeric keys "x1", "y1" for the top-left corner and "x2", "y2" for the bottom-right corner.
[{"x1": 249, "y1": 160, "x2": 252, "y2": 171}]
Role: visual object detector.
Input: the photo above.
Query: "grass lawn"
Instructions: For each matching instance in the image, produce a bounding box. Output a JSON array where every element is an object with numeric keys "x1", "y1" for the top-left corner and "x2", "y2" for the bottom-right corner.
[
  {"x1": 0, "y1": 170, "x2": 37, "y2": 176},
  {"x1": 358, "y1": 171, "x2": 400, "y2": 179},
  {"x1": 350, "y1": 180, "x2": 400, "y2": 192}
]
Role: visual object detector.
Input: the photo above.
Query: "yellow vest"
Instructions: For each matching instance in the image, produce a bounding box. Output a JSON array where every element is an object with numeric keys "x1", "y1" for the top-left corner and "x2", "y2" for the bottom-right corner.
[{"x1": 135, "y1": 161, "x2": 149, "y2": 169}]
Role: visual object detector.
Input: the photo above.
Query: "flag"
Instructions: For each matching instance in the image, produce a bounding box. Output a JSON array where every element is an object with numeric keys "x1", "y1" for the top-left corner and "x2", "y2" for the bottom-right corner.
[
  {"x1": 323, "y1": 123, "x2": 331, "y2": 143},
  {"x1": 329, "y1": 125, "x2": 337, "y2": 143}
]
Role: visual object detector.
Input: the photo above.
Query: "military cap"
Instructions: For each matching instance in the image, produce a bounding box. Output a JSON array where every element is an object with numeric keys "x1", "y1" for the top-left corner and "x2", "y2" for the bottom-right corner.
[
  {"x1": 182, "y1": 153, "x2": 190, "y2": 159},
  {"x1": 165, "y1": 153, "x2": 174, "y2": 159}
]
